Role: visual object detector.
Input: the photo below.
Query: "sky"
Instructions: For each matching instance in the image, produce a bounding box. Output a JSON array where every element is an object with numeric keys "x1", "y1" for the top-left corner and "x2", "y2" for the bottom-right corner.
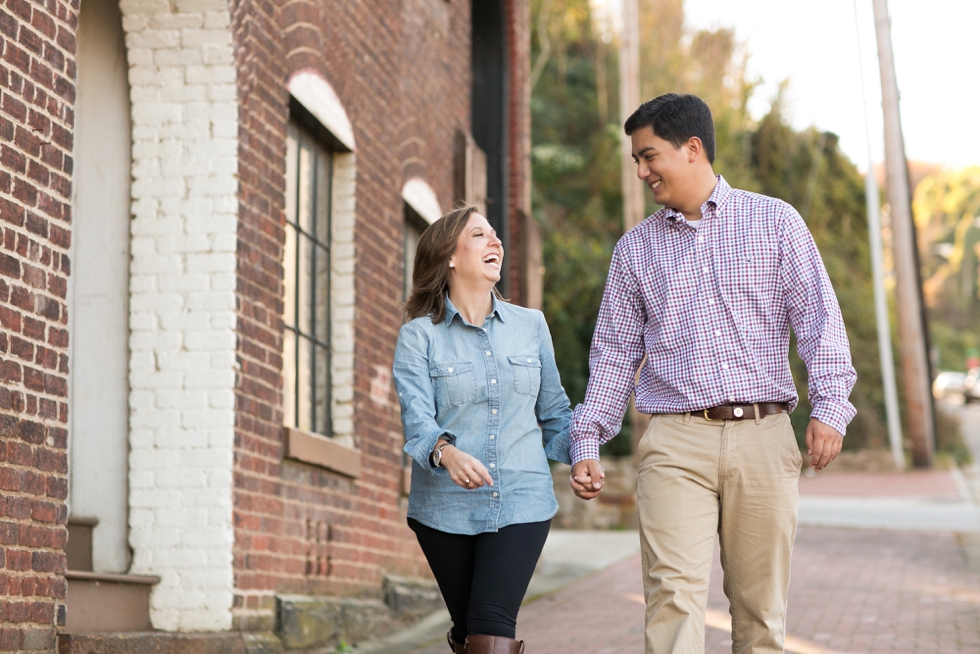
[{"x1": 681, "y1": 0, "x2": 980, "y2": 172}]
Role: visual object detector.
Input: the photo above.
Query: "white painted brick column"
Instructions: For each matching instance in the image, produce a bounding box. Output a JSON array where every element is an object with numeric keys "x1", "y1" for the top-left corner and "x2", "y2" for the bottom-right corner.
[
  {"x1": 330, "y1": 152, "x2": 356, "y2": 445},
  {"x1": 120, "y1": 0, "x2": 238, "y2": 631}
]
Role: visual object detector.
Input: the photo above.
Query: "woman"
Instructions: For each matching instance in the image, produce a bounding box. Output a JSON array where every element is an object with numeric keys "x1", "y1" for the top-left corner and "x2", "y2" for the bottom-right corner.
[{"x1": 393, "y1": 206, "x2": 572, "y2": 654}]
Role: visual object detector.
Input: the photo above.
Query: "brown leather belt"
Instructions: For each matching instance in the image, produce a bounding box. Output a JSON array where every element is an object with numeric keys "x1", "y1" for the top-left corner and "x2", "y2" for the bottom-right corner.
[{"x1": 701, "y1": 402, "x2": 788, "y2": 421}]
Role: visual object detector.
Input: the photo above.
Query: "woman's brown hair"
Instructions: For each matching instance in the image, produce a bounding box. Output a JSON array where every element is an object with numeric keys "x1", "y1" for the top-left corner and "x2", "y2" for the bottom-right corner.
[{"x1": 405, "y1": 205, "x2": 501, "y2": 324}]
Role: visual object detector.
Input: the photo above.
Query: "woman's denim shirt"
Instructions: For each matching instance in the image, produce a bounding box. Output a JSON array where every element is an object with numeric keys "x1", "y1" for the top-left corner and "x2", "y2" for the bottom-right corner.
[{"x1": 393, "y1": 296, "x2": 572, "y2": 535}]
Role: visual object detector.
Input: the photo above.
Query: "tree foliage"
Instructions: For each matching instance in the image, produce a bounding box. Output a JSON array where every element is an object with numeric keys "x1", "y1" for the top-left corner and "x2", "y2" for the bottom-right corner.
[
  {"x1": 912, "y1": 167, "x2": 980, "y2": 370},
  {"x1": 531, "y1": 0, "x2": 897, "y2": 452}
]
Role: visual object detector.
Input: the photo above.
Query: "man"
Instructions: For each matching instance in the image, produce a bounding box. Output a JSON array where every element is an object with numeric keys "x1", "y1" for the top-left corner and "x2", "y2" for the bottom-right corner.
[{"x1": 569, "y1": 94, "x2": 856, "y2": 653}]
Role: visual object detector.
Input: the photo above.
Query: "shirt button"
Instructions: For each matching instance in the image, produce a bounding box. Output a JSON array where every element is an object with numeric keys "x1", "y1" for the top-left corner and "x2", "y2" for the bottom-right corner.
[
  {"x1": 729, "y1": 396, "x2": 736, "y2": 403},
  {"x1": 491, "y1": 409, "x2": 497, "y2": 415},
  {"x1": 489, "y1": 463, "x2": 495, "y2": 468},
  {"x1": 492, "y1": 492, "x2": 499, "y2": 498},
  {"x1": 485, "y1": 351, "x2": 492, "y2": 356},
  {"x1": 702, "y1": 267, "x2": 709, "y2": 274},
  {"x1": 708, "y1": 299, "x2": 715, "y2": 305},
  {"x1": 714, "y1": 330, "x2": 721, "y2": 337},
  {"x1": 698, "y1": 236, "x2": 704, "y2": 242},
  {"x1": 527, "y1": 358, "x2": 533, "y2": 363},
  {"x1": 489, "y1": 434, "x2": 495, "y2": 440},
  {"x1": 490, "y1": 379, "x2": 497, "y2": 385},
  {"x1": 722, "y1": 363, "x2": 729, "y2": 370}
]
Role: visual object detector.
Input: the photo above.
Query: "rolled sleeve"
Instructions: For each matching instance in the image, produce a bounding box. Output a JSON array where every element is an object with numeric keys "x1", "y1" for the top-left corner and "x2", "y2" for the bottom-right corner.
[
  {"x1": 393, "y1": 322, "x2": 456, "y2": 474},
  {"x1": 569, "y1": 242, "x2": 647, "y2": 464},
  {"x1": 534, "y1": 311, "x2": 573, "y2": 465},
  {"x1": 780, "y1": 207, "x2": 857, "y2": 434},
  {"x1": 810, "y1": 400, "x2": 854, "y2": 436}
]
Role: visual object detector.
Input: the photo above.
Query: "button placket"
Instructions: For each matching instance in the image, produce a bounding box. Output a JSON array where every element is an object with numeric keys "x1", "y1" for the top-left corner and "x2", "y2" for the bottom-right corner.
[{"x1": 480, "y1": 330, "x2": 501, "y2": 523}]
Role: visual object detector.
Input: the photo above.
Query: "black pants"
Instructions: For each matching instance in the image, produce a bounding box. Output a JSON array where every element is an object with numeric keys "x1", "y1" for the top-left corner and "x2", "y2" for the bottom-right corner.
[{"x1": 409, "y1": 518, "x2": 551, "y2": 643}]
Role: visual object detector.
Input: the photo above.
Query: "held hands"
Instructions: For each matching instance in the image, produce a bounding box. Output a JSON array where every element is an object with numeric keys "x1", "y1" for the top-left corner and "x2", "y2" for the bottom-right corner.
[
  {"x1": 439, "y1": 445, "x2": 494, "y2": 490},
  {"x1": 806, "y1": 418, "x2": 843, "y2": 472},
  {"x1": 569, "y1": 459, "x2": 605, "y2": 500}
]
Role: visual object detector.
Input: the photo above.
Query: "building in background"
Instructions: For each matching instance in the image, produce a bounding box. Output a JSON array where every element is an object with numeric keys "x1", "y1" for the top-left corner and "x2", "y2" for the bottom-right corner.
[{"x1": 0, "y1": 0, "x2": 536, "y2": 650}]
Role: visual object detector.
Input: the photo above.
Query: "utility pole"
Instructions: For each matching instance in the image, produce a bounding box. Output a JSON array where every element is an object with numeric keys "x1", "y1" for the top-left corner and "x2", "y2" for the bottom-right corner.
[
  {"x1": 853, "y1": 0, "x2": 904, "y2": 470},
  {"x1": 618, "y1": 0, "x2": 648, "y2": 452},
  {"x1": 871, "y1": 0, "x2": 935, "y2": 467},
  {"x1": 619, "y1": 0, "x2": 643, "y2": 232}
]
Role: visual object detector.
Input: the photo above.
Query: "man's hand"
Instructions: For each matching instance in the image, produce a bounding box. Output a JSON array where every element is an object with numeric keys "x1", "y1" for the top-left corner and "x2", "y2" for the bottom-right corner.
[
  {"x1": 569, "y1": 459, "x2": 605, "y2": 500},
  {"x1": 806, "y1": 418, "x2": 843, "y2": 472}
]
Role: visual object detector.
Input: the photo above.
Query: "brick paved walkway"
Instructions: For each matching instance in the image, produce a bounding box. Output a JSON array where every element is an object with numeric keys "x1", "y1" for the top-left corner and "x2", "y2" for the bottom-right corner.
[
  {"x1": 408, "y1": 527, "x2": 980, "y2": 654},
  {"x1": 797, "y1": 470, "x2": 964, "y2": 499}
]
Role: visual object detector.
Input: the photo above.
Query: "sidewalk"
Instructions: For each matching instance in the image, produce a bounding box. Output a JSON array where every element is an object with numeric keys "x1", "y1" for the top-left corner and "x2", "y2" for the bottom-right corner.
[
  {"x1": 510, "y1": 525, "x2": 980, "y2": 654},
  {"x1": 360, "y1": 463, "x2": 980, "y2": 654}
]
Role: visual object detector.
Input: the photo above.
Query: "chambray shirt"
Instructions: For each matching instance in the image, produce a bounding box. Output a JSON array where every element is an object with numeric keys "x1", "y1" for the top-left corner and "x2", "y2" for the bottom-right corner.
[
  {"x1": 394, "y1": 296, "x2": 572, "y2": 535},
  {"x1": 570, "y1": 176, "x2": 857, "y2": 463}
]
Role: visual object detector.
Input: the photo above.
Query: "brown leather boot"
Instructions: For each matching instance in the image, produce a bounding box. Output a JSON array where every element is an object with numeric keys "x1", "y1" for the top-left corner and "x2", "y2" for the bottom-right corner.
[
  {"x1": 464, "y1": 634, "x2": 525, "y2": 654},
  {"x1": 447, "y1": 630, "x2": 467, "y2": 653}
]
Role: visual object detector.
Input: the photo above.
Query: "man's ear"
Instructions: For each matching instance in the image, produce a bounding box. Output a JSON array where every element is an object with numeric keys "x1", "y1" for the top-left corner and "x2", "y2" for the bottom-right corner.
[{"x1": 686, "y1": 136, "x2": 704, "y2": 163}]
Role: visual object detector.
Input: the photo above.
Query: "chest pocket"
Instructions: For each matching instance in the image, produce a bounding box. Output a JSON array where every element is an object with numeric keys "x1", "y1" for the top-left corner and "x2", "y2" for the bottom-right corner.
[
  {"x1": 508, "y1": 355, "x2": 541, "y2": 397},
  {"x1": 718, "y1": 244, "x2": 779, "y2": 314},
  {"x1": 429, "y1": 362, "x2": 478, "y2": 407}
]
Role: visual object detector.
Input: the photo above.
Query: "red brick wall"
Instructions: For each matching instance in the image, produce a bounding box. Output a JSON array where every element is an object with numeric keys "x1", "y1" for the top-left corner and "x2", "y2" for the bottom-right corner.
[
  {"x1": 229, "y1": 0, "x2": 485, "y2": 629},
  {"x1": 0, "y1": 0, "x2": 77, "y2": 649}
]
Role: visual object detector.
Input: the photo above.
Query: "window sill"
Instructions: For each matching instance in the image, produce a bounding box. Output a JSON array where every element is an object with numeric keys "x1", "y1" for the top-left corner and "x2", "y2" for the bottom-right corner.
[{"x1": 284, "y1": 426, "x2": 361, "y2": 479}]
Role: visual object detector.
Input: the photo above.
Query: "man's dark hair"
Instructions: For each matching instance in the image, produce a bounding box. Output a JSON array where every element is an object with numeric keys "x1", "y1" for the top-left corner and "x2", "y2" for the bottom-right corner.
[{"x1": 624, "y1": 93, "x2": 716, "y2": 164}]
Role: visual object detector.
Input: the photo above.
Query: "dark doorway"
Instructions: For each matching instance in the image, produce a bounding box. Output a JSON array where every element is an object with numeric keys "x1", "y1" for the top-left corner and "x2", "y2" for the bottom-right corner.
[{"x1": 471, "y1": 0, "x2": 510, "y2": 295}]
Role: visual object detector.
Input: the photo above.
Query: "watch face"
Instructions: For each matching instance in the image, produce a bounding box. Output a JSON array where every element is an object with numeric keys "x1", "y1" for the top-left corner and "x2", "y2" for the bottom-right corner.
[{"x1": 433, "y1": 448, "x2": 442, "y2": 467}]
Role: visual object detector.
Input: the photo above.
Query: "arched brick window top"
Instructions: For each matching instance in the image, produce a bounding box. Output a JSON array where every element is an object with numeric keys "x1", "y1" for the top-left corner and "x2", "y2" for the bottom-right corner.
[
  {"x1": 288, "y1": 70, "x2": 355, "y2": 151},
  {"x1": 402, "y1": 177, "x2": 442, "y2": 225}
]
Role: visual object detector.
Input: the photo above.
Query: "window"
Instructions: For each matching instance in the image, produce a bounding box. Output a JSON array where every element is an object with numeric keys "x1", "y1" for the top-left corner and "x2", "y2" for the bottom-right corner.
[
  {"x1": 283, "y1": 121, "x2": 333, "y2": 436},
  {"x1": 403, "y1": 204, "x2": 428, "y2": 300}
]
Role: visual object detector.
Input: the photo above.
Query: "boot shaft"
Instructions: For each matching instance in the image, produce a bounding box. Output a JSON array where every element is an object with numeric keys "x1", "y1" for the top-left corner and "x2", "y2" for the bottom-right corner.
[{"x1": 465, "y1": 634, "x2": 525, "y2": 654}]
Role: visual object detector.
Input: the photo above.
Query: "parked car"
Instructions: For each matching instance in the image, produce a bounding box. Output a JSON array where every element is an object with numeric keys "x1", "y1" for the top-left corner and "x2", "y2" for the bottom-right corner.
[
  {"x1": 934, "y1": 370, "x2": 968, "y2": 400},
  {"x1": 965, "y1": 367, "x2": 980, "y2": 403}
]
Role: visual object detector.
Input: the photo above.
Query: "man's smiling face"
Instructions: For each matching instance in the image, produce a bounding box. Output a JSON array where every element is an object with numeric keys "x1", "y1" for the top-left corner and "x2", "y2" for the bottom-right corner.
[{"x1": 630, "y1": 125, "x2": 693, "y2": 210}]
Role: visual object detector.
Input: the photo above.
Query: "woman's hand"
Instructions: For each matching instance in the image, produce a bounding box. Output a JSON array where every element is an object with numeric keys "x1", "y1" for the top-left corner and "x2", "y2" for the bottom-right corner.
[{"x1": 440, "y1": 446, "x2": 494, "y2": 489}]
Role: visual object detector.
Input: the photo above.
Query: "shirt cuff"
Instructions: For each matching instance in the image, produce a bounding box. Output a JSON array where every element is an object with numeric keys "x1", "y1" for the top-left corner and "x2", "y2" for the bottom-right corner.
[
  {"x1": 810, "y1": 401, "x2": 855, "y2": 436},
  {"x1": 405, "y1": 431, "x2": 456, "y2": 475},
  {"x1": 569, "y1": 437, "x2": 601, "y2": 465}
]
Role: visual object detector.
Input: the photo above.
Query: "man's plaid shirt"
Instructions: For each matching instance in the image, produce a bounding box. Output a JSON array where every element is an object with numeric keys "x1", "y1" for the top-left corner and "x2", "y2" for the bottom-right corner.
[{"x1": 569, "y1": 176, "x2": 857, "y2": 464}]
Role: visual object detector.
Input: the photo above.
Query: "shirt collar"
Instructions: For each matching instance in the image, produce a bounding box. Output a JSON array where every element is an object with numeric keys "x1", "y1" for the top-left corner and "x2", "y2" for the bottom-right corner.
[
  {"x1": 663, "y1": 175, "x2": 733, "y2": 224},
  {"x1": 444, "y1": 293, "x2": 505, "y2": 325}
]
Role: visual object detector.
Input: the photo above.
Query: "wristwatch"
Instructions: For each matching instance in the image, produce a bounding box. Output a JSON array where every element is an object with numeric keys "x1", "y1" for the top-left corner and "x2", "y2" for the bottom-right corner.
[{"x1": 430, "y1": 442, "x2": 451, "y2": 468}]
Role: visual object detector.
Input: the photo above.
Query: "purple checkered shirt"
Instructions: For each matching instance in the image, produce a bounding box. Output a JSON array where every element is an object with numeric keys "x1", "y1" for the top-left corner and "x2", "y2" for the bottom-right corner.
[{"x1": 569, "y1": 176, "x2": 857, "y2": 464}]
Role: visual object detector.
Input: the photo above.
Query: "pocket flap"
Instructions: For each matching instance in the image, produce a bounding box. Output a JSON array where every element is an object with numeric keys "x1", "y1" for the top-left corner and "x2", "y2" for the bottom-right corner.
[
  {"x1": 429, "y1": 361, "x2": 473, "y2": 378},
  {"x1": 507, "y1": 355, "x2": 541, "y2": 368}
]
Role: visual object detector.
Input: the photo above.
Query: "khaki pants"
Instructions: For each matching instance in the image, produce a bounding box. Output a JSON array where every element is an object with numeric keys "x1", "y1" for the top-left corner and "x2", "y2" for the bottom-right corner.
[{"x1": 636, "y1": 411, "x2": 801, "y2": 654}]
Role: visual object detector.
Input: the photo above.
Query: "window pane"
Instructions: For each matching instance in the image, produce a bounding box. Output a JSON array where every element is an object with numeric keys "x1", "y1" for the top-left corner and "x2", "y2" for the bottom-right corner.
[
  {"x1": 283, "y1": 215, "x2": 298, "y2": 335},
  {"x1": 297, "y1": 232, "x2": 314, "y2": 338},
  {"x1": 286, "y1": 125, "x2": 299, "y2": 224},
  {"x1": 314, "y1": 343, "x2": 330, "y2": 436},
  {"x1": 316, "y1": 148, "x2": 332, "y2": 244},
  {"x1": 297, "y1": 138, "x2": 315, "y2": 233},
  {"x1": 283, "y1": 329, "x2": 297, "y2": 428},
  {"x1": 297, "y1": 334, "x2": 313, "y2": 432}
]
